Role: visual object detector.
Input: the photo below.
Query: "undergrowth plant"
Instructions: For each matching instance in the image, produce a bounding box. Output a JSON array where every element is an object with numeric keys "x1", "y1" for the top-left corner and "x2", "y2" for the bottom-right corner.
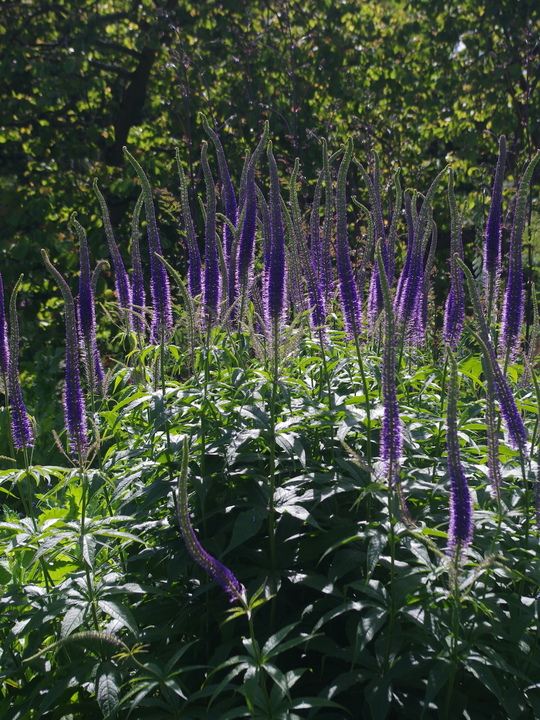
[{"x1": 1, "y1": 128, "x2": 540, "y2": 720}]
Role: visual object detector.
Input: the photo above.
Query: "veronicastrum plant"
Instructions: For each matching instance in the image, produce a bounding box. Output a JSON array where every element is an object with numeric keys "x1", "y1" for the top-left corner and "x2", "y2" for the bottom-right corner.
[{"x1": 0, "y1": 128, "x2": 540, "y2": 720}]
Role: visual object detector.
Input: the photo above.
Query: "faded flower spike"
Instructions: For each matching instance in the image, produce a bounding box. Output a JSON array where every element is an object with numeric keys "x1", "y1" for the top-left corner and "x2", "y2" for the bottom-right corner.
[{"x1": 176, "y1": 439, "x2": 243, "y2": 603}]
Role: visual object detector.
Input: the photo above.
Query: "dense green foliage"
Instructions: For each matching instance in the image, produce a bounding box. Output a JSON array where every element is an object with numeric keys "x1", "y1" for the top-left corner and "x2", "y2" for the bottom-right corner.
[{"x1": 1, "y1": 321, "x2": 540, "y2": 718}]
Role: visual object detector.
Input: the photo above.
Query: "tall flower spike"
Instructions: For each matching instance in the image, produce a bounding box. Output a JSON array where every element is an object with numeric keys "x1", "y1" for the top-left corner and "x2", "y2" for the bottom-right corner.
[
  {"x1": 71, "y1": 214, "x2": 105, "y2": 394},
  {"x1": 499, "y1": 151, "x2": 540, "y2": 361},
  {"x1": 446, "y1": 348, "x2": 474, "y2": 553},
  {"x1": 7, "y1": 275, "x2": 34, "y2": 449},
  {"x1": 130, "y1": 191, "x2": 147, "y2": 336},
  {"x1": 236, "y1": 122, "x2": 269, "y2": 309},
  {"x1": 201, "y1": 141, "x2": 221, "y2": 324},
  {"x1": 175, "y1": 149, "x2": 202, "y2": 299},
  {"x1": 375, "y1": 241, "x2": 403, "y2": 485},
  {"x1": 320, "y1": 139, "x2": 335, "y2": 306},
  {"x1": 93, "y1": 180, "x2": 132, "y2": 328},
  {"x1": 201, "y1": 114, "x2": 238, "y2": 309},
  {"x1": 264, "y1": 142, "x2": 287, "y2": 332},
  {"x1": 443, "y1": 169, "x2": 465, "y2": 348},
  {"x1": 42, "y1": 250, "x2": 88, "y2": 459},
  {"x1": 335, "y1": 138, "x2": 362, "y2": 339},
  {"x1": 395, "y1": 168, "x2": 445, "y2": 343},
  {"x1": 417, "y1": 219, "x2": 438, "y2": 344},
  {"x1": 201, "y1": 114, "x2": 238, "y2": 262},
  {"x1": 356, "y1": 154, "x2": 389, "y2": 324},
  {"x1": 483, "y1": 135, "x2": 506, "y2": 318},
  {"x1": 458, "y1": 257, "x2": 527, "y2": 450},
  {"x1": 176, "y1": 439, "x2": 243, "y2": 602},
  {"x1": 289, "y1": 158, "x2": 326, "y2": 330},
  {"x1": 0, "y1": 273, "x2": 9, "y2": 383},
  {"x1": 123, "y1": 147, "x2": 173, "y2": 343}
]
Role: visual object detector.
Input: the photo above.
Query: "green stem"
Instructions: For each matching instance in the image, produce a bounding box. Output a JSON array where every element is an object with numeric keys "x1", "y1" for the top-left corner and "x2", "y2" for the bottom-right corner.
[
  {"x1": 443, "y1": 549, "x2": 462, "y2": 720},
  {"x1": 317, "y1": 327, "x2": 334, "y2": 466},
  {"x1": 267, "y1": 320, "x2": 279, "y2": 577},
  {"x1": 352, "y1": 331, "x2": 372, "y2": 468},
  {"x1": 383, "y1": 480, "x2": 396, "y2": 675},
  {"x1": 431, "y1": 354, "x2": 449, "y2": 483},
  {"x1": 80, "y1": 469, "x2": 100, "y2": 633}
]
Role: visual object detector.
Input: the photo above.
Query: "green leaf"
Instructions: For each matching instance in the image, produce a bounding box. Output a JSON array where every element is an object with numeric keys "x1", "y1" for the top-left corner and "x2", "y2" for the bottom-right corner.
[
  {"x1": 61, "y1": 605, "x2": 86, "y2": 639},
  {"x1": 98, "y1": 599, "x2": 138, "y2": 635},
  {"x1": 226, "y1": 507, "x2": 267, "y2": 554},
  {"x1": 95, "y1": 660, "x2": 121, "y2": 718}
]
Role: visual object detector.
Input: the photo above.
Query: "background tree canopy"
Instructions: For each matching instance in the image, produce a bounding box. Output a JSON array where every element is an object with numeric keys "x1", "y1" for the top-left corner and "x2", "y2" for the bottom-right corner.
[{"x1": 1, "y1": 0, "x2": 539, "y2": 359}]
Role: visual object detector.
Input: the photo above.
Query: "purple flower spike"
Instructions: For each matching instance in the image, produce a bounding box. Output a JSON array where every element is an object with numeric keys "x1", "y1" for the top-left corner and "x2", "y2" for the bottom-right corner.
[
  {"x1": 176, "y1": 440, "x2": 243, "y2": 603},
  {"x1": 71, "y1": 214, "x2": 105, "y2": 393},
  {"x1": 6, "y1": 275, "x2": 34, "y2": 449},
  {"x1": 375, "y1": 242, "x2": 403, "y2": 484},
  {"x1": 380, "y1": 353, "x2": 403, "y2": 484},
  {"x1": 201, "y1": 114, "x2": 238, "y2": 310},
  {"x1": 336, "y1": 139, "x2": 362, "y2": 338},
  {"x1": 0, "y1": 274, "x2": 9, "y2": 381},
  {"x1": 483, "y1": 136, "x2": 506, "y2": 314},
  {"x1": 130, "y1": 192, "x2": 147, "y2": 335},
  {"x1": 236, "y1": 122, "x2": 269, "y2": 305},
  {"x1": 499, "y1": 151, "x2": 540, "y2": 361},
  {"x1": 201, "y1": 141, "x2": 221, "y2": 324},
  {"x1": 42, "y1": 250, "x2": 88, "y2": 459},
  {"x1": 446, "y1": 350, "x2": 473, "y2": 552},
  {"x1": 458, "y1": 256, "x2": 527, "y2": 451},
  {"x1": 443, "y1": 170, "x2": 465, "y2": 348},
  {"x1": 264, "y1": 142, "x2": 287, "y2": 331},
  {"x1": 123, "y1": 148, "x2": 173, "y2": 343},
  {"x1": 93, "y1": 180, "x2": 132, "y2": 327},
  {"x1": 176, "y1": 150, "x2": 202, "y2": 300},
  {"x1": 201, "y1": 114, "x2": 238, "y2": 262}
]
